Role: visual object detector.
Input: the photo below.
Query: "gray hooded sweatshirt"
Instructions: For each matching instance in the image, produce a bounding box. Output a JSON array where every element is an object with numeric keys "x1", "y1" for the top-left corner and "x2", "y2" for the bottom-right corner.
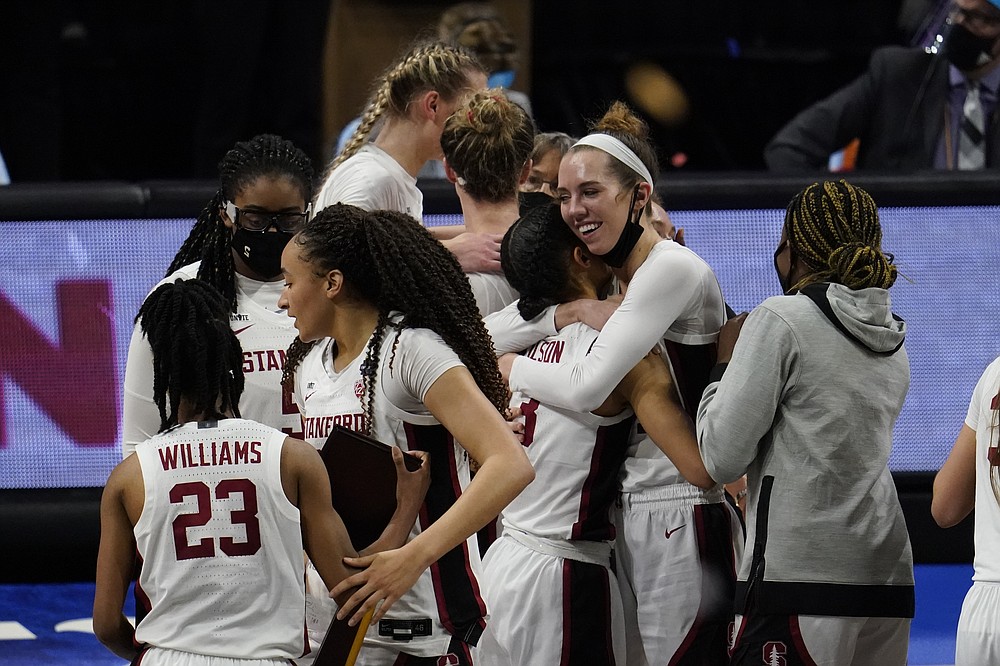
[{"x1": 697, "y1": 282, "x2": 914, "y2": 618}]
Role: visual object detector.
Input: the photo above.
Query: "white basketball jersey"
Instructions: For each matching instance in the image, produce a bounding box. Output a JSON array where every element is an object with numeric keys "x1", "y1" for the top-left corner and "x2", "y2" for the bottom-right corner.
[
  {"x1": 466, "y1": 272, "x2": 519, "y2": 318},
  {"x1": 230, "y1": 270, "x2": 302, "y2": 438},
  {"x1": 968, "y1": 358, "x2": 1000, "y2": 583},
  {"x1": 133, "y1": 419, "x2": 305, "y2": 660},
  {"x1": 503, "y1": 323, "x2": 634, "y2": 541},
  {"x1": 173, "y1": 264, "x2": 301, "y2": 436},
  {"x1": 293, "y1": 327, "x2": 486, "y2": 656},
  {"x1": 294, "y1": 338, "x2": 368, "y2": 448}
]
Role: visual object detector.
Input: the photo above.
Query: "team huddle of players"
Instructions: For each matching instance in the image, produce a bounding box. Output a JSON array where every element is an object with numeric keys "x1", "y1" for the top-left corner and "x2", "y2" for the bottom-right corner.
[{"x1": 92, "y1": 38, "x2": 998, "y2": 666}]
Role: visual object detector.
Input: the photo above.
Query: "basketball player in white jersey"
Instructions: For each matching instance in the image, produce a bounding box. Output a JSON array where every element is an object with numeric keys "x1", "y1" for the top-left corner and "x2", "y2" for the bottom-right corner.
[
  {"x1": 934, "y1": 357, "x2": 1000, "y2": 664},
  {"x1": 95, "y1": 279, "x2": 429, "y2": 665},
  {"x1": 278, "y1": 205, "x2": 533, "y2": 666},
  {"x1": 476, "y1": 203, "x2": 716, "y2": 665},
  {"x1": 440, "y1": 88, "x2": 534, "y2": 318},
  {"x1": 314, "y1": 39, "x2": 498, "y2": 274},
  {"x1": 123, "y1": 135, "x2": 315, "y2": 456},
  {"x1": 491, "y1": 104, "x2": 742, "y2": 665}
]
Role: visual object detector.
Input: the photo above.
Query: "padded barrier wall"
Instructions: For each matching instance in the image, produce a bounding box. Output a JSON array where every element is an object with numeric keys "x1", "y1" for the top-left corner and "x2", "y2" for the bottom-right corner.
[{"x1": 1, "y1": 173, "x2": 990, "y2": 581}]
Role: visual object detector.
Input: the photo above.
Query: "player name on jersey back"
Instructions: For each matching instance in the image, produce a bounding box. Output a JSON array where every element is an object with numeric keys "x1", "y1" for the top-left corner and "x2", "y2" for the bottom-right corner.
[{"x1": 156, "y1": 440, "x2": 263, "y2": 470}]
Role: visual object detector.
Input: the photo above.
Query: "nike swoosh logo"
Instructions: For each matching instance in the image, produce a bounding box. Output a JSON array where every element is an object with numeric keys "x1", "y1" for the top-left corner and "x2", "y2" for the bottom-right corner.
[
  {"x1": 664, "y1": 524, "x2": 686, "y2": 539},
  {"x1": 304, "y1": 390, "x2": 318, "y2": 402},
  {"x1": 233, "y1": 324, "x2": 255, "y2": 335}
]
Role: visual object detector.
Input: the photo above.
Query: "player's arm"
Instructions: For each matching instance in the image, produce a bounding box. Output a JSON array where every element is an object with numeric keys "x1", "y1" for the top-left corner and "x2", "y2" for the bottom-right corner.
[
  {"x1": 331, "y1": 367, "x2": 533, "y2": 625},
  {"x1": 282, "y1": 438, "x2": 428, "y2": 603},
  {"x1": 428, "y1": 224, "x2": 465, "y2": 241},
  {"x1": 358, "y1": 446, "x2": 430, "y2": 557},
  {"x1": 440, "y1": 231, "x2": 503, "y2": 274},
  {"x1": 932, "y1": 425, "x2": 977, "y2": 528},
  {"x1": 92, "y1": 460, "x2": 144, "y2": 661},
  {"x1": 615, "y1": 352, "x2": 716, "y2": 489},
  {"x1": 121, "y1": 324, "x2": 161, "y2": 458}
]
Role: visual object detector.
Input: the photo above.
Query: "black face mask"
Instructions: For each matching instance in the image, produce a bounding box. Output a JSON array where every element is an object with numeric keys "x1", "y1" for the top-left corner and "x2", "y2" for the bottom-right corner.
[
  {"x1": 231, "y1": 228, "x2": 293, "y2": 280},
  {"x1": 518, "y1": 190, "x2": 556, "y2": 217},
  {"x1": 598, "y1": 184, "x2": 644, "y2": 268},
  {"x1": 944, "y1": 22, "x2": 999, "y2": 71},
  {"x1": 773, "y1": 239, "x2": 794, "y2": 294}
]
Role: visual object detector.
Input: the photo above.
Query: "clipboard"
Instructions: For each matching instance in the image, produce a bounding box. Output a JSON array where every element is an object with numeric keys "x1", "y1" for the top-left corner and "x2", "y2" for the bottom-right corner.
[
  {"x1": 311, "y1": 605, "x2": 374, "y2": 666},
  {"x1": 319, "y1": 424, "x2": 423, "y2": 551},
  {"x1": 314, "y1": 426, "x2": 421, "y2": 664}
]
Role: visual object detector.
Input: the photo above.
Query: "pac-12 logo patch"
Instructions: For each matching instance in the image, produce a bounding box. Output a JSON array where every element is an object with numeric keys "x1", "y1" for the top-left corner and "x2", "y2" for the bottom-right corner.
[
  {"x1": 437, "y1": 655, "x2": 460, "y2": 666},
  {"x1": 762, "y1": 640, "x2": 787, "y2": 666},
  {"x1": 354, "y1": 379, "x2": 365, "y2": 399}
]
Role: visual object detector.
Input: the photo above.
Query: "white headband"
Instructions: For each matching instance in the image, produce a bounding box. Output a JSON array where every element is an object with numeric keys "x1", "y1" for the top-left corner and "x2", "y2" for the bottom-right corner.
[{"x1": 573, "y1": 133, "x2": 654, "y2": 185}]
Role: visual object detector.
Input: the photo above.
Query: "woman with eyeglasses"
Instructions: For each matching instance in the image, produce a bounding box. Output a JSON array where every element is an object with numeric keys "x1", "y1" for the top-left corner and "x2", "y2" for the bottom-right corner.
[
  {"x1": 493, "y1": 101, "x2": 741, "y2": 665},
  {"x1": 122, "y1": 133, "x2": 314, "y2": 457}
]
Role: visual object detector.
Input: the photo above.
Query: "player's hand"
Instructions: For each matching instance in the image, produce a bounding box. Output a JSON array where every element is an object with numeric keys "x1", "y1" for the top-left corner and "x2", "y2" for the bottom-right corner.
[
  {"x1": 573, "y1": 295, "x2": 622, "y2": 332},
  {"x1": 444, "y1": 232, "x2": 503, "y2": 274},
  {"x1": 393, "y1": 447, "x2": 430, "y2": 512},
  {"x1": 717, "y1": 312, "x2": 748, "y2": 364},
  {"x1": 505, "y1": 405, "x2": 526, "y2": 444},
  {"x1": 332, "y1": 547, "x2": 425, "y2": 626},
  {"x1": 498, "y1": 353, "x2": 517, "y2": 384}
]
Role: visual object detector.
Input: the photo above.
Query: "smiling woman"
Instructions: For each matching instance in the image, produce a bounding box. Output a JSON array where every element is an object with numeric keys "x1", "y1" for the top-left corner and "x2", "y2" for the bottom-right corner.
[{"x1": 502, "y1": 101, "x2": 741, "y2": 664}]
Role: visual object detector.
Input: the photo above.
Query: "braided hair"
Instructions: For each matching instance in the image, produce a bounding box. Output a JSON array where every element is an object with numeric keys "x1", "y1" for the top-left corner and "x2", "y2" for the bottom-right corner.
[
  {"x1": 168, "y1": 134, "x2": 314, "y2": 311},
  {"x1": 284, "y1": 203, "x2": 507, "y2": 432},
  {"x1": 502, "y1": 202, "x2": 587, "y2": 320},
  {"x1": 136, "y1": 279, "x2": 245, "y2": 433},
  {"x1": 441, "y1": 88, "x2": 535, "y2": 203},
  {"x1": 572, "y1": 101, "x2": 659, "y2": 213},
  {"x1": 783, "y1": 179, "x2": 897, "y2": 291},
  {"x1": 325, "y1": 40, "x2": 485, "y2": 179}
]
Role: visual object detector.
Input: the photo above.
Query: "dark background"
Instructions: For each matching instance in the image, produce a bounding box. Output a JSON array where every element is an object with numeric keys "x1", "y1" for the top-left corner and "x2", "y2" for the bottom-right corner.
[{"x1": 0, "y1": 0, "x2": 948, "y2": 182}]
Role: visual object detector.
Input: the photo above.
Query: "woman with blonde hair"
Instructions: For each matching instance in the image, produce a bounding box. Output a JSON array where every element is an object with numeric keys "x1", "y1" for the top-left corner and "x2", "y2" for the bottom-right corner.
[
  {"x1": 316, "y1": 40, "x2": 497, "y2": 273},
  {"x1": 496, "y1": 101, "x2": 741, "y2": 664},
  {"x1": 441, "y1": 88, "x2": 534, "y2": 316}
]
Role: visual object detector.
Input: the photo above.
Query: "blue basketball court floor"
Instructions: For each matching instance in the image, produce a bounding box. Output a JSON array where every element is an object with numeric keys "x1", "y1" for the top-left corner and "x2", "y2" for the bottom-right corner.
[{"x1": 0, "y1": 564, "x2": 974, "y2": 665}]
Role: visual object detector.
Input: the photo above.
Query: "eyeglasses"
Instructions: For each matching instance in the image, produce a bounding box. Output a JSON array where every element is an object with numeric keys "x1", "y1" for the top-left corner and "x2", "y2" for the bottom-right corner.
[
  {"x1": 949, "y1": 3, "x2": 1000, "y2": 31},
  {"x1": 224, "y1": 201, "x2": 311, "y2": 233}
]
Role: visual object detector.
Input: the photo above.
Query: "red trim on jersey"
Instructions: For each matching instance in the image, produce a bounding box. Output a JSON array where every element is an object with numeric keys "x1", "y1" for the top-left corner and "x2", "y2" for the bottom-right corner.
[
  {"x1": 664, "y1": 340, "x2": 690, "y2": 414},
  {"x1": 403, "y1": 422, "x2": 487, "y2": 644},
  {"x1": 559, "y1": 561, "x2": 573, "y2": 666},
  {"x1": 569, "y1": 418, "x2": 633, "y2": 542},
  {"x1": 571, "y1": 426, "x2": 605, "y2": 540},
  {"x1": 788, "y1": 615, "x2": 819, "y2": 666},
  {"x1": 668, "y1": 503, "x2": 739, "y2": 665},
  {"x1": 668, "y1": 506, "x2": 709, "y2": 665},
  {"x1": 560, "y1": 559, "x2": 616, "y2": 665},
  {"x1": 133, "y1": 550, "x2": 152, "y2": 618}
]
